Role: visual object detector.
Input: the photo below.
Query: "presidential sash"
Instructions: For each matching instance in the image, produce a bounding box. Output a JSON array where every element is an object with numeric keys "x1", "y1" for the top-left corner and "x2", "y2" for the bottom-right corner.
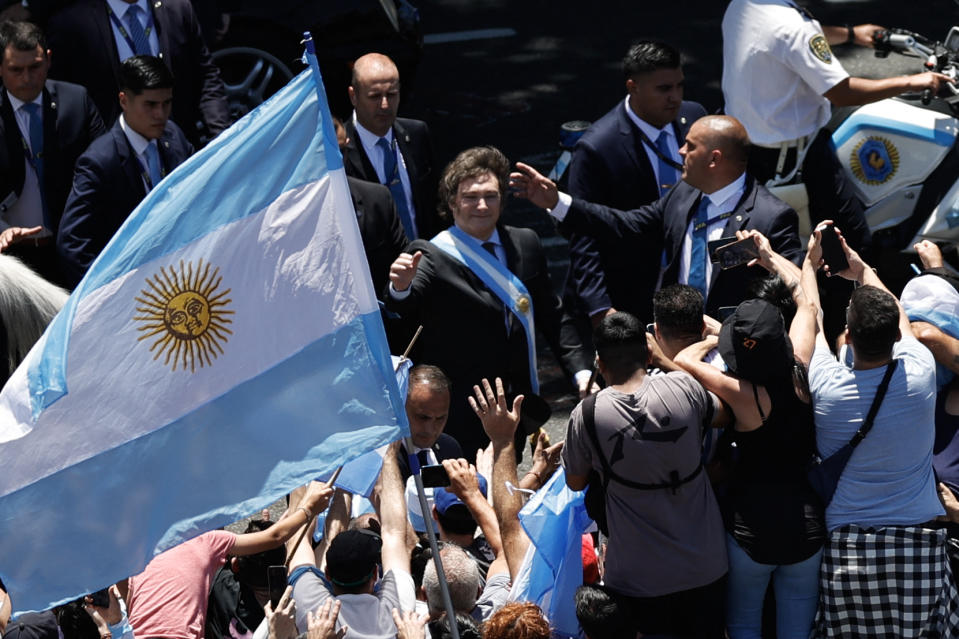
[{"x1": 431, "y1": 226, "x2": 539, "y2": 393}]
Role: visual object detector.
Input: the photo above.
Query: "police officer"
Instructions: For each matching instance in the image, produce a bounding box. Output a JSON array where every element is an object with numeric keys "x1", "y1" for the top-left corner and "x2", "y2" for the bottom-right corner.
[{"x1": 721, "y1": 0, "x2": 951, "y2": 252}]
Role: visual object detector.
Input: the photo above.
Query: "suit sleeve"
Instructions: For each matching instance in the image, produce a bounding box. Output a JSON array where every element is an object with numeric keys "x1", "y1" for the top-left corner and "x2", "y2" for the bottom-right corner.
[
  {"x1": 567, "y1": 140, "x2": 613, "y2": 315},
  {"x1": 764, "y1": 203, "x2": 804, "y2": 266},
  {"x1": 84, "y1": 91, "x2": 107, "y2": 140},
  {"x1": 57, "y1": 155, "x2": 110, "y2": 287},
  {"x1": 183, "y1": 4, "x2": 231, "y2": 139},
  {"x1": 524, "y1": 235, "x2": 591, "y2": 377},
  {"x1": 561, "y1": 197, "x2": 664, "y2": 246}
]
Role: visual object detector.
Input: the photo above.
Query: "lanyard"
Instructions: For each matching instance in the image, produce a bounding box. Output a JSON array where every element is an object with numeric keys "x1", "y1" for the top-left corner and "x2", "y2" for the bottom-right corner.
[
  {"x1": 106, "y1": 4, "x2": 155, "y2": 55},
  {"x1": 693, "y1": 208, "x2": 735, "y2": 232},
  {"x1": 385, "y1": 137, "x2": 401, "y2": 186},
  {"x1": 637, "y1": 126, "x2": 684, "y2": 172},
  {"x1": 135, "y1": 153, "x2": 165, "y2": 191}
]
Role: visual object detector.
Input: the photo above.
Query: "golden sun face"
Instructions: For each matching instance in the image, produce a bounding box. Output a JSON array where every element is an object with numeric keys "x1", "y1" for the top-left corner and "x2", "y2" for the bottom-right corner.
[{"x1": 134, "y1": 259, "x2": 234, "y2": 372}]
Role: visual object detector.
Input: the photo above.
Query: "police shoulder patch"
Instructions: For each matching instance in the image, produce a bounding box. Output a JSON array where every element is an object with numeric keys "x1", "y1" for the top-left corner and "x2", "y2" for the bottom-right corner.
[{"x1": 809, "y1": 34, "x2": 833, "y2": 63}]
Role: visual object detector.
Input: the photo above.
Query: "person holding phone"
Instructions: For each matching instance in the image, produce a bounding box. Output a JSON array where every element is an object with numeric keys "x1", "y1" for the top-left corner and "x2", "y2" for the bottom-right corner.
[{"x1": 510, "y1": 115, "x2": 803, "y2": 319}]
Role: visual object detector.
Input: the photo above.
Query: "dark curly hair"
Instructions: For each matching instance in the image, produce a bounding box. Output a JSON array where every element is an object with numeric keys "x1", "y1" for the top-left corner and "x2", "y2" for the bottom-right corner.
[{"x1": 437, "y1": 146, "x2": 510, "y2": 222}]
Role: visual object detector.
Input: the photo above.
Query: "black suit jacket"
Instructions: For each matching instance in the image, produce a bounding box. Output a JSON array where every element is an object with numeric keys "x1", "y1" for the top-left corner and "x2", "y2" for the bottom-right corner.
[
  {"x1": 396, "y1": 434, "x2": 463, "y2": 481},
  {"x1": 57, "y1": 119, "x2": 193, "y2": 287},
  {"x1": 347, "y1": 176, "x2": 408, "y2": 295},
  {"x1": 46, "y1": 0, "x2": 230, "y2": 148},
  {"x1": 342, "y1": 118, "x2": 442, "y2": 240},
  {"x1": 385, "y1": 225, "x2": 589, "y2": 455},
  {"x1": 0, "y1": 81, "x2": 105, "y2": 234},
  {"x1": 562, "y1": 176, "x2": 803, "y2": 318},
  {"x1": 565, "y1": 100, "x2": 706, "y2": 323}
]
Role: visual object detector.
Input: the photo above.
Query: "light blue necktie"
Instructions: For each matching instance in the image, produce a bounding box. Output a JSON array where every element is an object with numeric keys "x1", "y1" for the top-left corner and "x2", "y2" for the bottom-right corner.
[
  {"x1": 688, "y1": 196, "x2": 710, "y2": 298},
  {"x1": 655, "y1": 130, "x2": 679, "y2": 197},
  {"x1": 22, "y1": 102, "x2": 49, "y2": 228},
  {"x1": 145, "y1": 141, "x2": 162, "y2": 189},
  {"x1": 125, "y1": 5, "x2": 153, "y2": 56},
  {"x1": 376, "y1": 137, "x2": 415, "y2": 239}
]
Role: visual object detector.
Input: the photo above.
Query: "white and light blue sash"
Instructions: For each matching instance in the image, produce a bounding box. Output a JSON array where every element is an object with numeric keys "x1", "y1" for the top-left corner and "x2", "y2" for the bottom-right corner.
[{"x1": 431, "y1": 226, "x2": 539, "y2": 392}]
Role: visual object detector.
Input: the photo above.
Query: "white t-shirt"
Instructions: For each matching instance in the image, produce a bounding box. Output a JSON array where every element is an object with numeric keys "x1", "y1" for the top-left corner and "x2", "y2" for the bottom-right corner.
[{"x1": 722, "y1": 0, "x2": 849, "y2": 144}]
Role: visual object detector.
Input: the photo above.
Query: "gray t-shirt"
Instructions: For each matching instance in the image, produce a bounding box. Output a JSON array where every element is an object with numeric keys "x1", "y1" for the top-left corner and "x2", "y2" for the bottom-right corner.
[
  {"x1": 562, "y1": 372, "x2": 728, "y2": 597},
  {"x1": 292, "y1": 569, "x2": 405, "y2": 639}
]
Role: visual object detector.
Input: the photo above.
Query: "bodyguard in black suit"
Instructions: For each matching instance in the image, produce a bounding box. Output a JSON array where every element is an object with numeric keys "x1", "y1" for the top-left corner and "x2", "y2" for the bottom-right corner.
[
  {"x1": 0, "y1": 21, "x2": 105, "y2": 284},
  {"x1": 46, "y1": 0, "x2": 229, "y2": 148},
  {"x1": 387, "y1": 147, "x2": 590, "y2": 457},
  {"x1": 342, "y1": 53, "x2": 440, "y2": 241},
  {"x1": 57, "y1": 56, "x2": 192, "y2": 287},
  {"x1": 567, "y1": 42, "x2": 706, "y2": 326},
  {"x1": 347, "y1": 176, "x2": 407, "y2": 295},
  {"x1": 513, "y1": 116, "x2": 803, "y2": 319}
]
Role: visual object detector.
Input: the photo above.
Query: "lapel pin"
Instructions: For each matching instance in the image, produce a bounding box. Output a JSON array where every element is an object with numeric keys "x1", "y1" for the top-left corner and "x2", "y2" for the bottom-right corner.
[
  {"x1": 50, "y1": 102, "x2": 57, "y2": 111},
  {"x1": 163, "y1": 141, "x2": 170, "y2": 148},
  {"x1": 680, "y1": 116, "x2": 686, "y2": 125},
  {"x1": 735, "y1": 215, "x2": 742, "y2": 222}
]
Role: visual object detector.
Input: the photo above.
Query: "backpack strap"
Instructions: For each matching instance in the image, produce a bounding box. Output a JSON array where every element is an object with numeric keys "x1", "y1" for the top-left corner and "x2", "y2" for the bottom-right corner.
[{"x1": 582, "y1": 391, "x2": 703, "y2": 493}]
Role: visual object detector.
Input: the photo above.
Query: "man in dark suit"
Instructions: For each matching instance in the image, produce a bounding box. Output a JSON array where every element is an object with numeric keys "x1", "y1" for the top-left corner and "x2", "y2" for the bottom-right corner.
[
  {"x1": 45, "y1": 0, "x2": 229, "y2": 148},
  {"x1": 396, "y1": 364, "x2": 463, "y2": 480},
  {"x1": 387, "y1": 147, "x2": 591, "y2": 457},
  {"x1": 513, "y1": 115, "x2": 803, "y2": 318},
  {"x1": 0, "y1": 21, "x2": 105, "y2": 285},
  {"x1": 567, "y1": 41, "x2": 706, "y2": 327},
  {"x1": 342, "y1": 53, "x2": 440, "y2": 241},
  {"x1": 57, "y1": 55, "x2": 192, "y2": 287},
  {"x1": 333, "y1": 116, "x2": 408, "y2": 295}
]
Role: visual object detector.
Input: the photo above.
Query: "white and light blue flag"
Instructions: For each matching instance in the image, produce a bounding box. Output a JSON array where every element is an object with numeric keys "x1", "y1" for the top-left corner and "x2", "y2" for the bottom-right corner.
[
  {"x1": 510, "y1": 469, "x2": 591, "y2": 638},
  {"x1": 0, "y1": 44, "x2": 408, "y2": 612}
]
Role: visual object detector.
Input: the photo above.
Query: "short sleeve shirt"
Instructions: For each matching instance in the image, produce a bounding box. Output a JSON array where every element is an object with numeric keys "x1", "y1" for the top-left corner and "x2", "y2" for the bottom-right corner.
[
  {"x1": 562, "y1": 372, "x2": 727, "y2": 597},
  {"x1": 292, "y1": 569, "x2": 412, "y2": 639},
  {"x1": 722, "y1": 0, "x2": 850, "y2": 144},
  {"x1": 126, "y1": 530, "x2": 236, "y2": 639},
  {"x1": 809, "y1": 338, "x2": 944, "y2": 530}
]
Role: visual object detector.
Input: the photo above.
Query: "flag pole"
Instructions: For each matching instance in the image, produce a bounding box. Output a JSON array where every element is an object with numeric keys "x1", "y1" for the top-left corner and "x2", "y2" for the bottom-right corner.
[
  {"x1": 395, "y1": 328, "x2": 460, "y2": 639},
  {"x1": 284, "y1": 465, "x2": 343, "y2": 567}
]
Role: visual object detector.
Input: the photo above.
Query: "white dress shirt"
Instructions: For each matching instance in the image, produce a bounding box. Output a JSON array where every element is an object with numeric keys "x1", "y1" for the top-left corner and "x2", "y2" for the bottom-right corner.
[
  {"x1": 352, "y1": 113, "x2": 417, "y2": 237},
  {"x1": 119, "y1": 114, "x2": 159, "y2": 191},
  {"x1": 624, "y1": 96, "x2": 681, "y2": 189},
  {"x1": 679, "y1": 173, "x2": 748, "y2": 289},
  {"x1": 2, "y1": 92, "x2": 49, "y2": 235},
  {"x1": 106, "y1": 0, "x2": 160, "y2": 61}
]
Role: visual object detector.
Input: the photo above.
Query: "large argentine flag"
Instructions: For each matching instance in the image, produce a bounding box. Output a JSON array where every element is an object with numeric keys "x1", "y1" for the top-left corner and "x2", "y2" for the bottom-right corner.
[{"x1": 0, "y1": 46, "x2": 408, "y2": 612}]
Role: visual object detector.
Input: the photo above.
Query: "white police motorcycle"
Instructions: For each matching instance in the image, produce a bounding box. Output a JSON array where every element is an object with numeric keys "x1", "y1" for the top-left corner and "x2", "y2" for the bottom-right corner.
[{"x1": 770, "y1": 27, "x2": 959, "y2": 269}]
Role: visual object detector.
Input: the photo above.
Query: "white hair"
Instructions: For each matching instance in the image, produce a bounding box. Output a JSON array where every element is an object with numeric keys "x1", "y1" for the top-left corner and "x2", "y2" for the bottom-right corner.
[
  {"x1": 423, "y1": 544, "x2": 481, "y2": 616},
  {"x1": 0, "y1": 255, "x2": 68, "y2": 379}
]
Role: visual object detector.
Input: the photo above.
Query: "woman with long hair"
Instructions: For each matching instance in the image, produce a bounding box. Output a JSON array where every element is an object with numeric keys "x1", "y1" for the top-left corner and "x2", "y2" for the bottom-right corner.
[{"x1": 674, "y1": 231, "x2": 824, "y2": 639}]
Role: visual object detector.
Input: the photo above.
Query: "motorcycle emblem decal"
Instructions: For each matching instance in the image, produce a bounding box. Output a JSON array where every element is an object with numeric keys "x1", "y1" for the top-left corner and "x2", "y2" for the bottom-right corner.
[
  {"x1": 134, "y1": 259, "x2": 234, "y2": 372},
  {"x1": 850, "y1": 137, "x2": 899, "y2": 185},
  {"x1": 809, "y1": 35, "x2": 833, "y2": 63}
]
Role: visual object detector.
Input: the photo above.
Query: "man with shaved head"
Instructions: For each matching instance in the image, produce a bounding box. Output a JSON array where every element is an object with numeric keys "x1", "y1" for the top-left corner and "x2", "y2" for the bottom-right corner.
[
  {"x1": 511, "y1": 115, "x2": 802, "y2": 317},
  {"x1": 342, "y1": 52, "x2": 440, "y2": 241}
]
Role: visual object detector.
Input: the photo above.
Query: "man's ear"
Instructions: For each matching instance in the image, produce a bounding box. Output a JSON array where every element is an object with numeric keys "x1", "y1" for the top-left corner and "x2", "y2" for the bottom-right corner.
[
  {"x1": 118, "y1": 90, "x2": 128, "y2": 111},
  {"x1": 348, "y1": 85, "x2": 357, "y2": 107},
  {"x1": 625, "y1": 77, "x2": 636, "y2": 94}
]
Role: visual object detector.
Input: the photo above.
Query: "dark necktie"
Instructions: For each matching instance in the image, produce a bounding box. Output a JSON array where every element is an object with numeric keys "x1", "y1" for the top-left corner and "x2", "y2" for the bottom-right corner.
[
  {"x1": 376, "y1": 137, "x2": 415, "y2": 239},
  {"x1": 22, "y1": 102, "x2": 49, "y2": 229},
  {"x1": 125, "y1": 5, "x2": 153, "y2": 57},
  {"x1": 416, "y1": 450, "x2": 430, "y2": 467},
  {"x1": 688, "y1": 196, "x2": 710, "y2": 298},
  {"x1": 655, "y1": 130, "x2": 679, "y2": 197}
]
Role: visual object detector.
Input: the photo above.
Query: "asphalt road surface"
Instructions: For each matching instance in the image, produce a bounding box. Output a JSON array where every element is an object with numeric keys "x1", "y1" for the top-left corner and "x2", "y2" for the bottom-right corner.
[{"x1": 234, "y1": 0, "x2": 959, "y2": 529}]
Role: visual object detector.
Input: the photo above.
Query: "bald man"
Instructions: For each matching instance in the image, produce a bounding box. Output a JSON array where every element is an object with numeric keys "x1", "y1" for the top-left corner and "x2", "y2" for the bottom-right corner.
[
  {"x1": 342, "y1": 53, "x2": 440, "y2": 241},
  {"x1": 511, "y1": 115, "x2": 803, "y2": 318}
]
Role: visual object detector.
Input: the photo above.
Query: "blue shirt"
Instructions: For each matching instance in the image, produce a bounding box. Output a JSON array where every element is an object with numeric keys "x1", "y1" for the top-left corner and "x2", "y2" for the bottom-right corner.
[{"x1": 810, "y1": 337, "x2": 944, "y2": 530}]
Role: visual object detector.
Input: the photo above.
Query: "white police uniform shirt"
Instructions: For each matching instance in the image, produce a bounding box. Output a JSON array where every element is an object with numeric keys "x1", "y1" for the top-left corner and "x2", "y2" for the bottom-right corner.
[{"x1": 721, "y1": 0, "x2": 849, "y2": 145}]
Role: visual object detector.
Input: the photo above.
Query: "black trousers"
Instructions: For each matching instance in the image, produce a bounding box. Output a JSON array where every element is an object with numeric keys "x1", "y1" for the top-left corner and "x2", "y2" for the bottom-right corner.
[
  {"x1": 611, "y1": 574, "x2": 727, "y2": 638},
  {"x1": 749, "y1": 129, "x2": 872, "y2": 254}
]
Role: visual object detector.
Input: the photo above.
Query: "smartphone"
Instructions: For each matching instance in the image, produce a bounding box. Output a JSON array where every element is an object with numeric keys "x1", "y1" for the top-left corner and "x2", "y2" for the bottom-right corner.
[
  {"x1": 707, "y1": 236, "x2": 737, "y2": 263},
  {"x1": 268, "y1": 565, "x2": 287, "y2": 609},
  {"x1": 88, "y1": 588, "x2": 110, "y2": 608},
  {"x1": 421, "y1": 464, "x2": 451, "y2": 488},
  {"x1": 817, "y1": 223, "x2": 849, "y2": 273},
  {"x1": 714, "y1": 237, "x2": 759, "y2": 270}
]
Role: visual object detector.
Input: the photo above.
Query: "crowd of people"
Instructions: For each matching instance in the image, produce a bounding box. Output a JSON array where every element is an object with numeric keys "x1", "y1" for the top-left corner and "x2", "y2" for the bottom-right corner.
[{"x1": 2, "y1": 0, "x2": 959, "y2": 637}]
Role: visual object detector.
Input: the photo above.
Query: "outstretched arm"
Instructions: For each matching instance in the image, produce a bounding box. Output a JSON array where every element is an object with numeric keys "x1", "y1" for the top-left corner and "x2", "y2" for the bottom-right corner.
[
  {"x1": 470, "y1": 377, "x2": 530, "y2": 581},
  {"x1": 232, "y1": 481, "x2": 334, "y2": 557}
]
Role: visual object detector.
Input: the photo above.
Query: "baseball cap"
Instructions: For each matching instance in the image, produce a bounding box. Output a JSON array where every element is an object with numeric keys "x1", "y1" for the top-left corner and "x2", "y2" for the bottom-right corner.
[
  {"x1": 718, "y1": 299, "x2": 793, "y2": 382},
  {"x1": 324, "y1": 529, "x2": 382, "y2": 588}
]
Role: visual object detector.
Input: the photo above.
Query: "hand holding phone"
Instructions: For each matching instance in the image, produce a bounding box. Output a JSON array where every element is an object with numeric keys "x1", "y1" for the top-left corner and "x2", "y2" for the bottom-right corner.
[
  {"x1": 714, "y1": 237, "x2": 760, "y2": 270},
  {"x1": 421, "y1": 464, "x2": 451, "y2": 487},
  {"x1": 268, "y1": 565, "x2": 287, "y2": 609},
  {"x1": 817, "y1": 223, "x2": 849, "y2": 274}
]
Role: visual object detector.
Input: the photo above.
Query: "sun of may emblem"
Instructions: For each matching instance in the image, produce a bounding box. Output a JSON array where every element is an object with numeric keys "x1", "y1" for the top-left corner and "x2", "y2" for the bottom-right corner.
[{"x1": 133, "y1": 259, "x2": 234, "y2": 372}]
